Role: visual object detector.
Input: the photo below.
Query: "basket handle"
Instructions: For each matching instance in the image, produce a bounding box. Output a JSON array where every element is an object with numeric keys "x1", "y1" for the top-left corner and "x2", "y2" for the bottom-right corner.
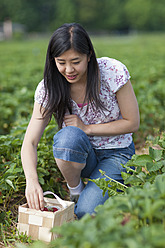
[{"x1": 43, "y1": 191, "x2": 67, "y2": 209}]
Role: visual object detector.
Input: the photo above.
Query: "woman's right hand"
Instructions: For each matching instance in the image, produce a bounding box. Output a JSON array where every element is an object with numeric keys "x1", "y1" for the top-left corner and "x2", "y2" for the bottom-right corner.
[{"x1": 25, "y1": 178, "x2": 44, "y2": 210}]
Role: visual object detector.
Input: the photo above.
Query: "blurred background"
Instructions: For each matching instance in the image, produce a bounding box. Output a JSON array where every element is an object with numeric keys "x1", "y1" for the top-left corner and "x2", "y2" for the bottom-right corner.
[{"x1": 0, "y1": 0, "x2": 165, "y2": 38}]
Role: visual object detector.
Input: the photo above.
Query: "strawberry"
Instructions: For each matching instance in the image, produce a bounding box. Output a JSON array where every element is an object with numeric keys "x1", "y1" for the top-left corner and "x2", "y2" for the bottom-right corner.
[
  {"x1": 43, "y1": 207, "x2": 49, "y2": 211},
  {"x1": 43, "y1": 206, "x2": 59, "y2": 212},
  {"x1": 52, "y1": 207, "x2": 58, "y2": 212}
]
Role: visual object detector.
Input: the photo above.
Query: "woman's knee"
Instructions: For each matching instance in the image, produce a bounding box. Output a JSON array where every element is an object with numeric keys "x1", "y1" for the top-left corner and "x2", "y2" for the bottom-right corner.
[
  {"x1": 53, "y1": 126, "x2": 90, "y2": 150},
  {"x1": 53, "y1": 126, "x2": 93, "y2": 163}
]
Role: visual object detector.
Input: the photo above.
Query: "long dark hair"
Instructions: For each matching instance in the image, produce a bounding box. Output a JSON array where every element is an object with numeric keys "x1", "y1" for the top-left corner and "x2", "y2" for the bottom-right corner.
[{"x1": 42, "y1": 23, "x2": 103, "y2": 128}]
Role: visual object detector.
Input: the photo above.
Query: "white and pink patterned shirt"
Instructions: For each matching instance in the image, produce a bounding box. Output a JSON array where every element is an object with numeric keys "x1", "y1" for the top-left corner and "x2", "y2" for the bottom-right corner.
[{"x1": 35, "y1": 57, "x2": 133, "y2": 149}]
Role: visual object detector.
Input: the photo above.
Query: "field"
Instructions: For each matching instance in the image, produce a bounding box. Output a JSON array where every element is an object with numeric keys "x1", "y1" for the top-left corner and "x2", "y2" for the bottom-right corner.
[
  {"x1": 0, "y1": 33, "x2": 165, "y2": 142},
  {"x1": 0, "y1": 33, "x2": 165, "y2": 247}
]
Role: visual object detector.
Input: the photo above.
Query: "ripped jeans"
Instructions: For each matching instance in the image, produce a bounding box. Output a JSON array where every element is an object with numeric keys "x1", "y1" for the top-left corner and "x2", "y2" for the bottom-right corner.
[{"x1": 53, "y1": 126, "x2": 135, "y2": 219}]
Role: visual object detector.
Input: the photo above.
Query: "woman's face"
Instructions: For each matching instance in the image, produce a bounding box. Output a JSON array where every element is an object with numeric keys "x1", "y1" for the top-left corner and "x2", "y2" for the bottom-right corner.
[{"x1": 54, "y1": 49, "x2": 90, "y2": 85}]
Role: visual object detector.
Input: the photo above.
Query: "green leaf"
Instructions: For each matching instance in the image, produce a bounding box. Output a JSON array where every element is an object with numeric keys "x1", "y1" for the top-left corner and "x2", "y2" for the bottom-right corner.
[
  {"x1": 136, "y1": 172, "x2": 146, "y2": 182},
  {"x1": 151, "y1": 200, "x2": 165, "y2": 216},
  {"x1": 107, "y1": 188, "x2": 118, "y2": 197},
  {"x1": 5, "y1": 179, "x2": 16, "y2": 190},
  {"x1": 127, "y1": 154, "x2": 153, "y2": 167},
  {"x1": 161, "y1": 141, "x2": 165, "y2": 148},
  {"x1": 149, "y1": 147, "x2": 163, "y2": 161},
  {"x1": 146, "y1": 161, "x2": 164, "y2": 172},
  {"x1": 124, "y1": 175, "x2": 144, "y2": 185},
  {"x1": 121, "y1": 171, "x2": 130, "y2": 181},
  {"x1": 38, "y1": 177, "x2": 45, "y2": 185},
  {"x1": 154, "y1": 174, "x2": 165, "y2": 195}
]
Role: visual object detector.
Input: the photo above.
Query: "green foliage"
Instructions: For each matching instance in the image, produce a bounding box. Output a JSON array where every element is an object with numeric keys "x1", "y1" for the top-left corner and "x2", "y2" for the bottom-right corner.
[
  {"x1": 0, "y1": 211, "x2": 33, "y2": 246},
  {"x1": 0, "y1": 120, "x2": 66, "y2": 207},
  {"x1": 47, "y1": 176, "x2": 165, "y2": 248},
  {"x1": 15, "y1": 134, "x2": 165, "y2": 248},
  {"x1": 0, "y1": 0, "x2": 165, "y2": 32},
  {"x1": 125, "y1": 0, "x2": 165, "y2": 31},
  {"x1": 0, "y1": 120, "x2": 66, "y2": 246},
  {"x1": 91, "y1": 134, "x2": 165, "y2": 198},
  {"x1": 121, "y1": 133, "x2": 165, "y2": 187},
  {"x1": 47, "y1": 135, "x2": 165, "y2": 247},
  {"x1": 90, "y1": 170, "x2": 128, "y2": 197},
  {"x1": 0, "y1": 39, "x2": 46, "y2": 134}
]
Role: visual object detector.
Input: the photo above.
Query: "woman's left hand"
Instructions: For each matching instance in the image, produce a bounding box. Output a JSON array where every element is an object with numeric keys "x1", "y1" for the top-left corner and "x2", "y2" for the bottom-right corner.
[{"x1": 64, "y1": 114, "x2": 87, "y2": 133}]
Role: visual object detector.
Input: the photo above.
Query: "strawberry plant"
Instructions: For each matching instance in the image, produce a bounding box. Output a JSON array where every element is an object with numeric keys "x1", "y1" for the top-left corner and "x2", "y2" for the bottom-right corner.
[
  {"x1": 91, "y1": 133, "x2": 165, "y2": 196},
  {"x1": 0, "y1": 120, "x2": 66, "y2": 246},
  {"x1": 46, "y1": 174, "x2": 165, "y2": 248},
  {"x1": 47, "y1": 135, "x2": 165, "y2": 248},
  {"x1": 0, "y1": 119, "x2": 66, "y2": 207},
  {"x1": 121, "y1": 133, "x2": 165, "y2": 187},
  {"x1": 16, "y1": 133, "x2": 165, "y2": 248}
]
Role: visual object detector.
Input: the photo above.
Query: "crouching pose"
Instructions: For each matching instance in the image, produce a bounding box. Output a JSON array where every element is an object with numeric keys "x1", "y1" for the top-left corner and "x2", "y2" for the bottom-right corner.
[{"x1": 21, "y1": 23, "x2": 140, "y2": 219}]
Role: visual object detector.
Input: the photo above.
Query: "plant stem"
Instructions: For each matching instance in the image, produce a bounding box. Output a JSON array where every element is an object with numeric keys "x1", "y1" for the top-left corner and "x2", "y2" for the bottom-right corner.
[
  {"x1": 99, "y1": 169, "x2": 128, "y2": 188},
  {"x1": 0, "y1": 223, "x2": 7, "y2": 247}
]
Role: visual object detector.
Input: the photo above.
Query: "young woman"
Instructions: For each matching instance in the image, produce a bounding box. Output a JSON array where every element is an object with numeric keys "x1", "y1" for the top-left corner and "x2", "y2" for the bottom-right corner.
[{"x1": 21, "y1": 23, "x2": 140, "y2": 219}]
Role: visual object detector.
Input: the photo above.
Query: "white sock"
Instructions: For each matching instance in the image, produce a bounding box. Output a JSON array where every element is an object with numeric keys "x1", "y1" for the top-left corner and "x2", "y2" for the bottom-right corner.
[{"x1": 67, "y1": 179, "x2": 84, "y2": 195}]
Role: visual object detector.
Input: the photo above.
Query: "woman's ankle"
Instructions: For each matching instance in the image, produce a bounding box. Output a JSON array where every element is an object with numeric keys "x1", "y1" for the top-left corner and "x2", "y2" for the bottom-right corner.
[{"x1": 67, "y1": 179, "x2": 84, "y2": 195}]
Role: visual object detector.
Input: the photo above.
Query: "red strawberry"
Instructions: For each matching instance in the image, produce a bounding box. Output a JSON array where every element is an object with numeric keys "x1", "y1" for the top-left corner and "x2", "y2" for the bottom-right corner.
[
  {"x1": 43, "y1": 206, "x2": 59, "y2": 212},
  {"x1": 43, "y1": 207, "x2": 49, "y2": 211},
  {"x1": 52, "y1": 207, "x2": 58, "y2": 212}
]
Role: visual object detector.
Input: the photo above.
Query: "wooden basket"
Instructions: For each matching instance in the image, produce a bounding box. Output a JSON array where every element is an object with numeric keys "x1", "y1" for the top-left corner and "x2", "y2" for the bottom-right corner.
[{"x1": 17, "y1": 191, "x2": 75, "y2": 242}]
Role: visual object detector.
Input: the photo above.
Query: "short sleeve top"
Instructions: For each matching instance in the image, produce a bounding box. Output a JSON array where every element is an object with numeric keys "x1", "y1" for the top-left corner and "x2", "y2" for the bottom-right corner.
[{"x1": 35, "y1": 57, "x2": 132, "y2": 149}]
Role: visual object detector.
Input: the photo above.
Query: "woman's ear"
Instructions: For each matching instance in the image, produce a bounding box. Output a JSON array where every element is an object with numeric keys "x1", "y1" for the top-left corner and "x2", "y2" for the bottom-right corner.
[{"x1": 88, "y1": 51, "x2": 92, "y2": 62}]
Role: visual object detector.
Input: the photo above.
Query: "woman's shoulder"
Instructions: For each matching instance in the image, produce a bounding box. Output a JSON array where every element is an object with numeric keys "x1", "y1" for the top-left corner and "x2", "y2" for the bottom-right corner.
[
  {"x1": 97, "y1": 57, "x2": 128, "y2": 71},
  {"x1": 34, "y1": 79, "x2": 48, "y2": 107},
  {"x1": 35, "y1": 79, "x2": 45, "y2": 91},
  {"x1": 97, "y1": 57, "x2": 131, "y2": 93},
  {"x1": 34, "y1": 79, "x2": 45, "y2": 100}
]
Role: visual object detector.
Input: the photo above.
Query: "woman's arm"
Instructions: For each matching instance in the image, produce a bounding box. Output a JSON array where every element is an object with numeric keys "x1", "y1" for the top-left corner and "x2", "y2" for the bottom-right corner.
[
  {"x1": 64, "y1": 80, "x2": 140, "y2": 136},
  {"x1": 21, "y1": 102, "x2": 50, "y2": 210}
]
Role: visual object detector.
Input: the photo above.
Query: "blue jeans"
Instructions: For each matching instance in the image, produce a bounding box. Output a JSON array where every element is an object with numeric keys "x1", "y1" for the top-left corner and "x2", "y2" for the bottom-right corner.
[{"x1": 53, "y1": 126, "x2": 135, "y2": 219}]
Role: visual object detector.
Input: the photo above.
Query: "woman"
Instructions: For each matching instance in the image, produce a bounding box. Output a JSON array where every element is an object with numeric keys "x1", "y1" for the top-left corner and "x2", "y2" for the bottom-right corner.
[{"x1": 21, "y1": 23, "x2": 139, "y2": 219}]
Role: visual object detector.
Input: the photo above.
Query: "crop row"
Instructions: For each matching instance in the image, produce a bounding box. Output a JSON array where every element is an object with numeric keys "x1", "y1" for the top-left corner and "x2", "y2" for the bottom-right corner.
[{"x1": 0, "y1": 34, "x2": 165, "y2": 145}]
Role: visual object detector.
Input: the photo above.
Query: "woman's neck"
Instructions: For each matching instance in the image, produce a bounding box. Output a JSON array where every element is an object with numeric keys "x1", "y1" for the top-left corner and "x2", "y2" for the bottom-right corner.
[{"x1": 70, "y1": 82, "x2": 87, "y2": 104}]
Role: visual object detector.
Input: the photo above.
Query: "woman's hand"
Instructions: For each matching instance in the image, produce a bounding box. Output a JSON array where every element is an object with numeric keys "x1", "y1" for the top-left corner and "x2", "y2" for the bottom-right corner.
[
  {"x1": 64, "y1": 114, "x2": 88, "y2": 133},
  {"x1": 25, "y1": 178, "x2": 44, "y2": 210}
]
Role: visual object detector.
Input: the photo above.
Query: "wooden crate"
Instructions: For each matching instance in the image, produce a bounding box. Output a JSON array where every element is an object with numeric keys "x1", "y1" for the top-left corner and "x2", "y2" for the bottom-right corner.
[{"x1": 17, "y1": 192, "x2": 75, "y2": 242}]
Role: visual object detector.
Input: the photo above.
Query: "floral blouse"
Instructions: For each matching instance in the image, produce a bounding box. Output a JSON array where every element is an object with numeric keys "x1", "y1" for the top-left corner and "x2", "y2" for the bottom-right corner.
[{"x1": 35, "y1": 57, "x2": 133, "y2": 149}]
